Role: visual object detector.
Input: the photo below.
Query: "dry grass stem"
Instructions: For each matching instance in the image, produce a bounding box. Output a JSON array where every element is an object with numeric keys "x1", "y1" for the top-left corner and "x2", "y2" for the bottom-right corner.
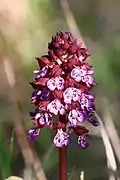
[
  {"x1": 3, "y1": 58, "x2": 47, "y2": 180},
  {"x1": 59, "y1": 0, "x2": 84, "y2": 41},
  {"x1": 80, "y1": 171, "x2": 84, "y2": 180},
  {"x1": 95, "y1": 112, "x2": 117, "y2": 179},
  {"x1": 102, "y1": 99, "x2": 120, "y2": 163}
]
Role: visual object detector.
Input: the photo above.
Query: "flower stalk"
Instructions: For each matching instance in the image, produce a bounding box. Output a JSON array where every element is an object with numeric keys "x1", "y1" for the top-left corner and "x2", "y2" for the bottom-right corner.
[
  {"x1": 59, "y1": 115, "x2": 67, "y2": 180},
  {"x1": 59, "y1": 147, "x2": 67, "y2": 180}
]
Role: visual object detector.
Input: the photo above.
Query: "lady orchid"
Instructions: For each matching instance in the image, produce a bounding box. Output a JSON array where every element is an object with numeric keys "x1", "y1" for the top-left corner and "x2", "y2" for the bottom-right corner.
[{"x1": 28, "y1": 31, "x2": 98, "y2": 149}]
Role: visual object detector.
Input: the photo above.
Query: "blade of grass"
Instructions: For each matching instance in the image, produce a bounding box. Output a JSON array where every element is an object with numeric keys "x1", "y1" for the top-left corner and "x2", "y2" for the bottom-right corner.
[
  {"x1": 7, "y1": 130, "x2": 15, "y2": 176},
  {"x1": 0, "y1": 125, "x2": 12, "y2": 179},
  {"x1": 0, "y1": 125, "x2": 7, "y2": 179}
]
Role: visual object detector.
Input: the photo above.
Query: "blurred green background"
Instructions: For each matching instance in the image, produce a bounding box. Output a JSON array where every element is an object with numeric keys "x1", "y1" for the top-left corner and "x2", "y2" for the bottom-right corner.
[{"x1": 0, "y1": 0, "x2": 120, "y2": 180}]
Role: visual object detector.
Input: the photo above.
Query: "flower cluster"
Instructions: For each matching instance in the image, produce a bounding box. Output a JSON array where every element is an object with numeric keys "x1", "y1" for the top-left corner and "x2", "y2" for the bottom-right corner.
[{"x1": 28, "y1": 31, "x2": 98, "y2": 149}]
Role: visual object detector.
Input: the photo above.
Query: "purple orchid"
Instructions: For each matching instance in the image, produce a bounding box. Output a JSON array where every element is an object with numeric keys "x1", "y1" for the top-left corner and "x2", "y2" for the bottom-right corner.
[{"x1": 28, "y1": 31, "x2": 98, "y2": 149}]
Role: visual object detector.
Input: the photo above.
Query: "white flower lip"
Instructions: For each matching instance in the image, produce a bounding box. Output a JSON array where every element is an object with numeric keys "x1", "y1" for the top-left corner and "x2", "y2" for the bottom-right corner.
[
  {"x1": 68, "y1": 109, "x2": 84, "y2": 126},
  {"x1": 63, "y1": 87, "x2": 82, "y2": 104},
  {"x1": 47, "y1": 99, "x2": 66, "y2": 115},
  {"x1": 53, "y1": 129, "x2": 70, "y2": 147},
  {"x1": 47, "y1": 77, "x2": 64, "y2": 91}
]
